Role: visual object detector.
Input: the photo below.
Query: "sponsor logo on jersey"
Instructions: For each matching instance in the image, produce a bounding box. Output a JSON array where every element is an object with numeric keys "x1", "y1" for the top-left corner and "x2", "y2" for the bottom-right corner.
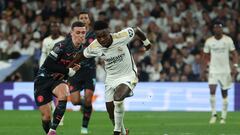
[
  {"x1": 118, "y1": 47, "x2": 123, "y2": 52},
  {"x1": 53, "y1": 46, "x2": 61, "y2": 53},
  {"x1": 106, "y1": 53, "x2": 125, "y2": 65}
]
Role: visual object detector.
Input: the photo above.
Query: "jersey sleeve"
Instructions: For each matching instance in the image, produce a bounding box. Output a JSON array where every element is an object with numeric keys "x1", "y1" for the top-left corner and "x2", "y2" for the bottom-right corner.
[
  {"x1": 49, "y1": 42, "x2": 65, "y2": 61},
  {"x1": 228, "y1": 37, "x2": 235, "y2": 51},
  {"x1": 83, "y1": 40, "x2": 102, "y2": 58},
  {"x1": 39, "y1": 38, "x2": 48, "y2": 67},
  {"x1": 203, "y1": 39, "x2": 210, "y2": 53},
  {"x1": 115, "y1": 27, "x2": 135, "y2": 44}
]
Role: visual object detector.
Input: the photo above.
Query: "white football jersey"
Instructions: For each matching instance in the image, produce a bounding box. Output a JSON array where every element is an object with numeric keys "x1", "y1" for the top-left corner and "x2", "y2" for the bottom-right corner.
[
  {"x1": 84, "y1": 27, "x2": 137, "y2": 80},
  {"x1": 204, "y1": 35, "x2": 235, "y2": 73},
  {"x1": 39, "y1": 35, "x2": 65, "y2": 66}
]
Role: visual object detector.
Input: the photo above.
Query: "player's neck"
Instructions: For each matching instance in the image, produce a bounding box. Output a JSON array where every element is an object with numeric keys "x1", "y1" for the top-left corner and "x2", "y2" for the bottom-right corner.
[
  {"x1": 214, "y1": 34, "x2": 223, "y2": 40},
  {"x1": 106, "y1": 35, "x2": 113, "y2": 48},
  {"x1": 51, "y1": 34, "x2": 60, "y2": 40},
  {"x1": 72, "y1": 39, "x2": 82, "y2": 49},
  {"x1": 86, "y1": 26, "x2": 89, "y2": 31}
]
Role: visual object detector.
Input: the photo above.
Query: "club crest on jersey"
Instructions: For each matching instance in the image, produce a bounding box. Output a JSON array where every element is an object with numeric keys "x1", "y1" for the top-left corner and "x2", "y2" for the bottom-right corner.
[
  {"x1": 118, "y1": 47, "x2": 123, "y2": 52},
  {"x1": 37, "y1": 95, "x2": 44, "y2": 103},
  {"x1": 128, "y1": 29, "x2": 134, "y2": 37},
  {"x1": 53, "y1": 46, "x2": 61, "y2": 53}
]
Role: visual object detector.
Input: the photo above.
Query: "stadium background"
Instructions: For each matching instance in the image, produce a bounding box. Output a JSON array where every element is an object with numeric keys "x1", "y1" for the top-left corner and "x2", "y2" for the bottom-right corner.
[{"x1": 0, "y1": 0, "x2": 240, "y2": 135}]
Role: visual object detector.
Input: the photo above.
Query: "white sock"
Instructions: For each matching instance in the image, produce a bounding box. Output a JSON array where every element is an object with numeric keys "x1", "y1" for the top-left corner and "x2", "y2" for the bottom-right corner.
[
  {"x1": 221, "y1": 97, "x2": 228, "y2": 119},
  {"x1": 51, "y1": 101, "x2": 56, "y2": 113},
  {"x1": 49, "y1": 129, "x2": 56, "y2": 132},
  {"x1": 210, "y1": 95, "x2": 216, "y2": 116},
  {"x1": 114, "y1": 101, "x2": 124, "y2": 132},
  {"x1": 121, "y1": 122, "x2": 126, "y2": 135}
]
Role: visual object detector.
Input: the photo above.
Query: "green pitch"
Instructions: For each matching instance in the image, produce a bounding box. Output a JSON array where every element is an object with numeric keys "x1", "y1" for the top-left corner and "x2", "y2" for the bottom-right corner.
[{"x1": 0, "y1": 111, "x2": 239, "y2": 135}]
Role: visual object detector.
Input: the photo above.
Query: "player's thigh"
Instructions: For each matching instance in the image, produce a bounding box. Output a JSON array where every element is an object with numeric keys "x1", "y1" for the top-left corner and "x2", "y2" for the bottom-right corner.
[
  {"x1": 34, "y1": 77, "x2": 53, "y2": 107},
  {"x1": 208, "y1": 73, "x2": 218, "y2": 85},
  {"x1": 114, "y1": 84, "x2": 131, "y2": 101},
  {"x1": 39, "y1": 102, "x2": 52, "y2": 120},
  {"x1": 114, "y1": 75, "x2": 138, "y2": 101},
  {"x1": 53, "y1": 83, "x2": 69, "y2": 100},
  {"x1": 84, "y1": 78, "x2": 95, "y2": 104},
  {"x1": 219, "y1": 73, "x2": 232, "y2": 90},
  {"x1": 84, "y1": 89, "x2": 94, "y2": 105},
  {"x1": 105, "y1": 84, "x2": 115, "y2": 102}
]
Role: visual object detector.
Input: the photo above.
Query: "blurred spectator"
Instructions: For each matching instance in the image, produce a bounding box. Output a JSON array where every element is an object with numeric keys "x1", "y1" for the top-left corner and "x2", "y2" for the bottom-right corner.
[
  {"x1": 0, "y1": 0, "x2": 240, "y2": 82},
  {"x1": 192, "y1": 54, "x2": 201, "y2": 79}
]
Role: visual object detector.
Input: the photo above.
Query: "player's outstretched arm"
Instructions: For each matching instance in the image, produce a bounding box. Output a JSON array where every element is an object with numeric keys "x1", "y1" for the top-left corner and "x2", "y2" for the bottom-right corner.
[
  {"x1": 231, "y1": 50, "x2": 239, "y2": 77},
  {"x1": 44, "y1": 55, "x2": 79, "y2": 78},
  {"x1": 133, "y1": 27, "x2": 152, "y2": 50},
  {"x1": 231, "y1": 50, "x2": 238, "y2": 67}
]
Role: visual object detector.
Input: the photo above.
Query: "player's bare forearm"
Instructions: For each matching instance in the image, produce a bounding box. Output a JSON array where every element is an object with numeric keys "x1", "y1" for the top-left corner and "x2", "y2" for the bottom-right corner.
[
  {"x1": 134, "y1": 27, "x2": 152, "y2": 50},
  {"x1": 231, "y1": 50, "x2": 238, "y2": 65},
  {"x1": 134, "y1": 27, "x2": 147, "y2": 41}
]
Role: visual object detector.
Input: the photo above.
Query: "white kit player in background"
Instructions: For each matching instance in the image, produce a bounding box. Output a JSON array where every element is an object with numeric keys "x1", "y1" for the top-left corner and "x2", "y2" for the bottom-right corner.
[
  {"x1": 202, "y1": 20, "x2": 238, "y2": 124},
  {"x1": 69, "y1": 21, "x2": 151, "y2": 135},
  {"x1": 39, "y1": 21, "x2": 65, "y2": 125},
  {"x1": 39, "y1": 22, "x2": 65, "y2": 66}
]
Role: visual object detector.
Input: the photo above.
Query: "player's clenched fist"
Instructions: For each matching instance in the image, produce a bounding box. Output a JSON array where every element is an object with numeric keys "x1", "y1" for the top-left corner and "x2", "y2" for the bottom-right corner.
[{"x1": 52, "y1": 63, "x2": 81, "y2": 80}]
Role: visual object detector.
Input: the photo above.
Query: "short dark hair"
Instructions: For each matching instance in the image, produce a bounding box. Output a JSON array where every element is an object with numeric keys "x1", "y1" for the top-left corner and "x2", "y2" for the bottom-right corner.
[
  {"x1": 79, "y1": 11, "x2": 88, "y2": 15},
  {"x1": 71, "y1": 21, "x2": 85, "y2": 29},
  {"x1": 213, "y1": 20, "x2": 223, "y2": 27},
  {"x1": 93, "y1": 21, "x2": 108, "y2": 31},
  {"x1": 50, "y1": 21, "x2": 60, "y2": 27}
]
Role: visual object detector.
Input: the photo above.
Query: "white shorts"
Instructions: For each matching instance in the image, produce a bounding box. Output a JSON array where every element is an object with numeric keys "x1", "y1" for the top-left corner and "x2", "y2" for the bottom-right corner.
[
  {"x1": 104, "y1": 75, "x2": 138, "y2": 102},
  {"x1": 208, "y1": 73, "x2": 232, "y2": 90}
]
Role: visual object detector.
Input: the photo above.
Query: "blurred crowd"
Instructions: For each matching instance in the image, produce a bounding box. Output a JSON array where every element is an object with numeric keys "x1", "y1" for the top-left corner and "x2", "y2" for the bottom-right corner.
[{"x1": 0, "y1": 0, "x2": 240, "y2": 82}]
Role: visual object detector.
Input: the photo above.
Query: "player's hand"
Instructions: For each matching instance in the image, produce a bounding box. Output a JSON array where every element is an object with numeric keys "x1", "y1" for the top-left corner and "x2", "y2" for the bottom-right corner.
[
  {"x1": 51, "y1": 73, "x2": 65, "y2": 80},
  {"x1": 72, "y1": 63, "x2": 81, "y2": 71},
  {"x1": 231, "y1": 65, "x2": 238, "y2": 79},
  {"x1": 200, "y1": 71, "x2": 206, "y2": 81}
]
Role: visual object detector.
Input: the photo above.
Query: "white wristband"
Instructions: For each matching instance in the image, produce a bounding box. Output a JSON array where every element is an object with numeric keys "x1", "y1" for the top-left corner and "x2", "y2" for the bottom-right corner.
[
  {"x1": 234, "y1": 63, "x2": 238, "y2": 68},
  {"x1": 68, "y1": 68, "x2": 76, "y2": 77},
  {"x1": 143, "y1": 39, "x2": 151, "y2": 46}
]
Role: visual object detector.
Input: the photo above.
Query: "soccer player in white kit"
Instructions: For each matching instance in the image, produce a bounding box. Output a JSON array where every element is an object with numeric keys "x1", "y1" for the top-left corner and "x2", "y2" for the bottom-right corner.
[
  {"x1": 39, "y1": 22, "x2": 65, "y2": 66},
  {"x1": 39, "y1": 21, "x2": 65, "y2": 126},
  {"x1": 69, "y1": 21, "x2": 151, "y2": 135},
  {"x1": 202, "y1": 20, "x2": 238, "y2": 124}
]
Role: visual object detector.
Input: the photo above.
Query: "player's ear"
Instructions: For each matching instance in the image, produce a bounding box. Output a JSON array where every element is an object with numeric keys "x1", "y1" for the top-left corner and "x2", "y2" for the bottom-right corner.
[{"x1": 70, "y1": 30, "x2": 74, "y2": 37}]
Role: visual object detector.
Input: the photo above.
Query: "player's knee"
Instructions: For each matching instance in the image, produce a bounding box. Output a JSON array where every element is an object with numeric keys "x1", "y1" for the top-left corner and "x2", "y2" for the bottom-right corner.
[
  {"x1": 85, "y1": 97, "x2": 92, "y2": 106},
  {"x1": 41, "y1": 112, "x2": 51, "y2": 121},
  {"x1": 113, "y1": 94, "x2": 124, "y2": 101},
  {"x1": 57, "y1": 94, "x2": 68, "y2": 101},
  {"x1": 221, "y1": 90, "x2": 228, "y2": 98},
  {"x1": 114, "y1": 100, "x2": 123, "y2": 107},
  {"x1": 71, "y1": 100, "x2": 80, "y2": 105}
]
